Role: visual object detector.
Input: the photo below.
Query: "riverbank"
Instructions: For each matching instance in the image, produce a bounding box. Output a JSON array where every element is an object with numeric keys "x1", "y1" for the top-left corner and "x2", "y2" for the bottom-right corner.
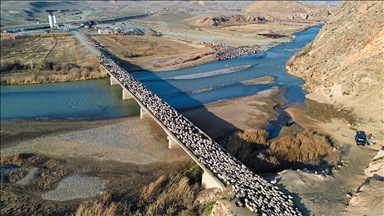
[
  {"x1": 0, "y1": 85, "x2": 281, "y2": 215},
  {"x1": 276, "y1": 101, "x2": 384, "y2": 215},
  {"x1": 2, "y1": 83, "x2": 381, "y2": 215},
  {"x1": 1, "y1": 18, "x2": 320, "y2": 85}
]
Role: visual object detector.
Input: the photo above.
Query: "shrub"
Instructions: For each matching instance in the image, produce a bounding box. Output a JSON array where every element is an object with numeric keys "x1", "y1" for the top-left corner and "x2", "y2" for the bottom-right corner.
[
  {"x1": 53, "y1": 64, "x2": 62, "y2": 71},
  {"x1": 184, "y1": 164, "x2": 203, "y2": 185},
  {"x1": 39, "y1": 60, "x2": 54, "y2": 71},
  {"x1": 0, "y1": 60, "x2": 24, "y2": 72},
  {"x1": 268, "y1": 130, "x2": 331, "y2": 163},
  {"x1": 205, "y1": 201, "x2": 216, "y2": 215},
  {"x1": 226, "y1": 129, "x2": 268, "y2": 162},
  {"x1": 122, "y1": 51, "x2": 141, "y2": 58},
  {"x1": 296, "y1": 42, "x2": 313, "y2": 58}
]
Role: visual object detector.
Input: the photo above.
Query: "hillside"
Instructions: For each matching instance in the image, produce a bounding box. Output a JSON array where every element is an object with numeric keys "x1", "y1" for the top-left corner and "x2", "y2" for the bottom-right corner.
[
  {"x1": 286, "y1": 1, "x2": 384, "y2": 123},
  {"x1": 242, "y1": 1, "x2": 332, "y2": 21}
]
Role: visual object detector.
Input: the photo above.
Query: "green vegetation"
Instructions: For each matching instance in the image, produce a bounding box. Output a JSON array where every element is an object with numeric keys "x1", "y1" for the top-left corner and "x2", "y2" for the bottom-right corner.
[
  {"x1": 242, "y1": 76, "x2": 276, "y2": 85},
  {"x1": 304, "y1": 99, "x2": 356, "y2": 124},
  {"x1": 286, "y1": 42, "x2": 313, "y2": 68},
  {"x1": 205, "y1": 201, "x2": 216, "y2": 215},
  {"x1": 297, "y1": 42, "x2": 312, "y2": 57},
  {"x1": 184, "y1": 165, "x2": 204, "y2": 185}
]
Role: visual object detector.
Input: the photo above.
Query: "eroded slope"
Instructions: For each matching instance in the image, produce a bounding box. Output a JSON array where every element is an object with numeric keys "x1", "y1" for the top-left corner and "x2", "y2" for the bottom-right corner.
[{"x1": 286, "y1": 1, "x2": 384, "y2": 123}]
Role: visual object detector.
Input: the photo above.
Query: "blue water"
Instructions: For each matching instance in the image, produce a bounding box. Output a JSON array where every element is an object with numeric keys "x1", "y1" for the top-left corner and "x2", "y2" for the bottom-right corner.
[
  {"x1": 0, "y1": 26, "x2": 321, "y2": 122},
  {"x1": 0, "y1": 79, "x2": 140, "y2": 119}
]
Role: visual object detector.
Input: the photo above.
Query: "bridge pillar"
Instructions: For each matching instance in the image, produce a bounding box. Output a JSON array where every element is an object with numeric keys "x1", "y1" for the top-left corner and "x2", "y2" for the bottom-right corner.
[
  {"x1": 110, "y1": 76, "x2": 119, "y2": 86},
  {"x1": 167, "y1": 135, "x2": 180, "y2": 149},
  {"x1": 202, "y1": 171, "x2": 225, "y2": 192},
  {"x1": 122, "y1": 89, "x2": 133, "y2": 100},
  {"x1": 140, "y1": 107, "x2": 149, "y2": 119}
]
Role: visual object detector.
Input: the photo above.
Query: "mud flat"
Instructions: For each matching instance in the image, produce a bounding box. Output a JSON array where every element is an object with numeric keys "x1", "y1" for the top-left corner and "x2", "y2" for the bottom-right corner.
[{"x1": 0, "y1": 116, "x2": 194, "y2": 215}]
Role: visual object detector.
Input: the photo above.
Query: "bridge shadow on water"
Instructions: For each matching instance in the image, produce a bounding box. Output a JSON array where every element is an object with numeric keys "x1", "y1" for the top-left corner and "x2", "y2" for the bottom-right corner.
[{"x1": 102, "y1": 50, "x2": 239, "y2": 142}]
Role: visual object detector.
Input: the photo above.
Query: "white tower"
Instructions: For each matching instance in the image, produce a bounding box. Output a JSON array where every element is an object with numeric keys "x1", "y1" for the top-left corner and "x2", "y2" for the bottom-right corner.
[
  {"x1": 53, "y1": 15, "x2": 57, "y2": 26},
  {"x1": 48, "y1": 14, "x2": 53, "y2": 28}
]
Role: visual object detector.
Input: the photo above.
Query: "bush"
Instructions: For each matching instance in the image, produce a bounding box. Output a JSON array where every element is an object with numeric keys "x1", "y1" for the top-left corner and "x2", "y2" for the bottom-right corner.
[
  {"x1": 39, "y1": 60, "x2": 54, "y2": 71},
  {"x1": 122, "y1": 51, "x2": 141, "y2": 58},
  {"x1": 296, "y1": 42, "x2": 313, "y2": 58},
  {"x1": 53, "y1": 64, "x2": 62, "y2": 71},
  {"x1": 205, "y1": 201, "x2": 216, "y2": 215},
  {"x1": 226, "y1": 129, "x2": 268, "y2": 162},
  {"x1": 268, "y1": 130, "x2": 331, "y2": 163},
  {"x1": 183, "y1": 165, "x2": 203, "y2": 185},
  {"x1": 0, "y1": 60, "x2": 24, "y2": 72}
]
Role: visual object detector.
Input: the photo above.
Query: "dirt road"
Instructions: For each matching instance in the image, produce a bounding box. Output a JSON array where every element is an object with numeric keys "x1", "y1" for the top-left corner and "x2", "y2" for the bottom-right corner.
[{"x1": 69, "y1": 27, "x2": 101, "y2": 56}]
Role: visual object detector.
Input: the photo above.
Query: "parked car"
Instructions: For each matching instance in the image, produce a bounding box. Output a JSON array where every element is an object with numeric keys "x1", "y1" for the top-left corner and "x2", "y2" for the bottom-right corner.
[{"x1": 355, "y1": 131, "x2": 367, "y2": 146}]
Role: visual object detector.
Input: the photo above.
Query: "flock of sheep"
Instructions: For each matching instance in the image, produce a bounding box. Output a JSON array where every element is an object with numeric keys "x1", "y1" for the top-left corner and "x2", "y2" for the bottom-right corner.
[
  {"x1": 100, "y1": 54, "x2": 302, "y2": 215},
  {"x1": 203, "y1": 42, "x2": 260, "y2": 60}
]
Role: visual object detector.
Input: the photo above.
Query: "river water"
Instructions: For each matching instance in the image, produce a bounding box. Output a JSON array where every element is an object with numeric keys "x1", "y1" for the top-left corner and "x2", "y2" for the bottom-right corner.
[{"x1": 1, "y1": 26, "x2": 321, "y2": 136}]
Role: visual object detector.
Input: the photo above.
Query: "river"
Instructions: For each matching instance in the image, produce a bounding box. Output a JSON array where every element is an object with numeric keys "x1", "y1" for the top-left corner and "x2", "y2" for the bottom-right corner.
[{"x1": 1, "y1": 25, "x2": 321, "y2": 137}]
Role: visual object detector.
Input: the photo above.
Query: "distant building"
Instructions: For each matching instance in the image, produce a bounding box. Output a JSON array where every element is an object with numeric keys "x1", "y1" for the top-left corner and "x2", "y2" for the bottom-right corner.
[{"x1": 98, "y1": 27, "x2": 112, "y2": 34}]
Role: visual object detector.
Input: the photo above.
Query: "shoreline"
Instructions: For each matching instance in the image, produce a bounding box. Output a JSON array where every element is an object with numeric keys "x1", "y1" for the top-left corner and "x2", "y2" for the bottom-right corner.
[{"x1": 0, "y1": 23, "x2": 312, "y2": 85}]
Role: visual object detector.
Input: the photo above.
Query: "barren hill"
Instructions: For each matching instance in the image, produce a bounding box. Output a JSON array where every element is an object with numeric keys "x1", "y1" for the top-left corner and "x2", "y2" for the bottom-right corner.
[
  {"x1": 242, "y1": 1, "x2": 332, "y2": 21},
  {"x1": 193, "y1": 1, "x2": 332, "y2": 27},
  {"x1": 286, "y1": 1, "x2": 384, "y2": 123}
]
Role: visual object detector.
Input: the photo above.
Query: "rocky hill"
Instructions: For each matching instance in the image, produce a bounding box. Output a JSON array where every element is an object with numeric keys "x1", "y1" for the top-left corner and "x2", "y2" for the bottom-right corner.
[
  {"x1": 286, "y1": 1, "x2": 384, "y2": 123},
  {"x1": 242, "y1": 1, "x2": 332, "y2": 21},
  {"x1": 193, "y1": 15, "x2": 266, "y2": 26},
  {"x1": 193, "y1": 1, "x2": 332, "y2": 27}
]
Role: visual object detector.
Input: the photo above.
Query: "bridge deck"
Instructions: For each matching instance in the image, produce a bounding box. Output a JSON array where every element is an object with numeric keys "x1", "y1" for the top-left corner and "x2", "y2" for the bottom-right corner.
[{"x1": 100, "y1": 54, "x2": 302, "y2": 216}]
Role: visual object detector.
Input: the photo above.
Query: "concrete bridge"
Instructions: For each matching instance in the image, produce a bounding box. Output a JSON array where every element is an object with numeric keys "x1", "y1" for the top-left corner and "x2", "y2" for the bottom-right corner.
[{"x1": 100, "y1": 54, "x2": 302, "y2": 216}]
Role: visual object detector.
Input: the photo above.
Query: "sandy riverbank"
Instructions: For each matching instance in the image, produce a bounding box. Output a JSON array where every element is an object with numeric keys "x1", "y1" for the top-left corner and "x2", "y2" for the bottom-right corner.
[
  {"x1": 275, "y1": 102, "x2": 384, "y2": 215},
  {"x1": 0, "y1": 85, "x2": 282, "y2": 215},
  {"x1": 1, "y1": 84, "x2": 382, "y2": 215}
]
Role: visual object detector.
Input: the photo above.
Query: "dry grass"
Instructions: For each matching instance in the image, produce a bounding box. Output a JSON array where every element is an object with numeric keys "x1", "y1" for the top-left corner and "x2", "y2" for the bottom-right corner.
[
  {"x1": 139, "y1": 166, "x2": 202, "y2": 215},
  {"x1": 90, "y1": 35, "x2": 175, "y2": 60},
  {"x1": 73, "y1": 165, "x2": 202, "y2": 216},
  {"x1": 227, "y1": 129, "x2": 337, "y2": 173},
  {"x1": 8, "y1": 169, "x2": 29, "y2": 183},
  {"x1": 1, "y1": 56, "x2": 106, "y2": 85},
  {"x1": 89, "y1": 34, "x2": 213, "y2": 71},
  {"x1": 268, "y1": 130, "x2": 331, "y2": 163},
  {"x1": 145, "y1": 177, "x2": 194, "y2": 216},
  {"x1": 1, "y1": 34, "x2": 103, "y2": 85},
  {"x1": 76, "y1": 202, "x2": 118, "y2": 216},
  {"x1": 226, "y1": 129, "x2": 268, "y2": 162},
  {"x1": 140, "y1": 175, "x2": 169, "y2": 202},
  {"x1": 75, "y1": 192, "x2": 130, "y2": 216}
]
